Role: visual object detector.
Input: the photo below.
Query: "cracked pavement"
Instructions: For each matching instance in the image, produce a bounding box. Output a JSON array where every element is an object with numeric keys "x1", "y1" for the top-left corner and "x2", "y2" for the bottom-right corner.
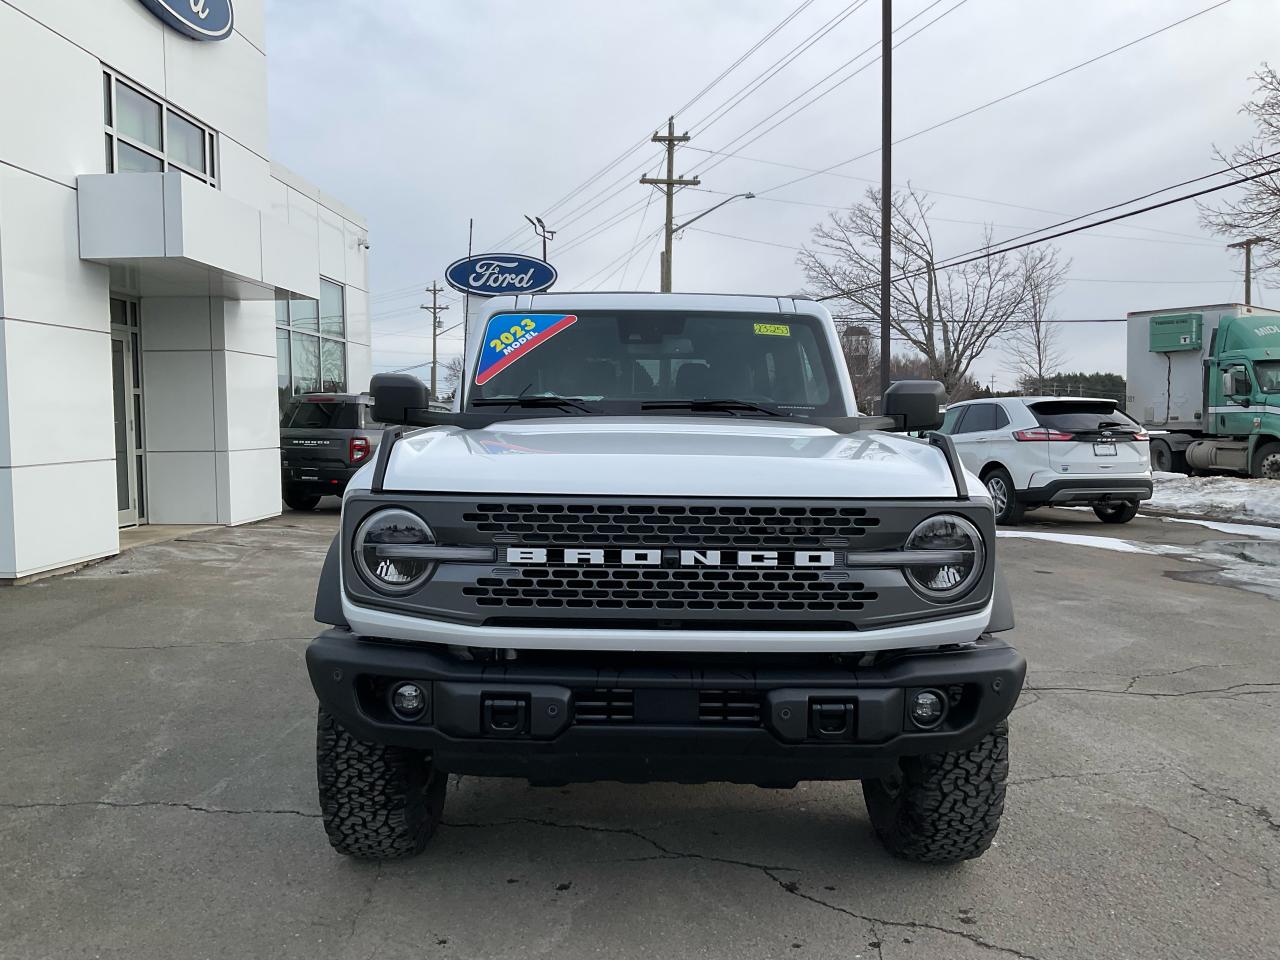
[{"x1": 1, "y1": 505, "x2": 1278, "y2": 959}]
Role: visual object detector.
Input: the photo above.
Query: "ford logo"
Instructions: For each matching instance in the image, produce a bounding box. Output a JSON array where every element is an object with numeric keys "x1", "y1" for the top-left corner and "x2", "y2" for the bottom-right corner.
[
  {"x1": 137, "y1": 0, "x2": 234, "y2": 42},
  {"x1": 445, "y1": 254, "x2": 557, "y2": 297}
]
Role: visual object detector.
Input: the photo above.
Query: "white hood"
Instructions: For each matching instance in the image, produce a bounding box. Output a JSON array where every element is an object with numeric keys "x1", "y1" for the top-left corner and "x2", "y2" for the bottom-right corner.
[{"x1": 373, "y1": 416, "x2": 961, "y2": 499}]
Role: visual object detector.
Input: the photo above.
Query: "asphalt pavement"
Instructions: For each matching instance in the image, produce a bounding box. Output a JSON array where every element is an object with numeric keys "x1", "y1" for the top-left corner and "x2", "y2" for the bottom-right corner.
[{"x1": 1, "y1": 504, "x2": 1277, "y2": 960}]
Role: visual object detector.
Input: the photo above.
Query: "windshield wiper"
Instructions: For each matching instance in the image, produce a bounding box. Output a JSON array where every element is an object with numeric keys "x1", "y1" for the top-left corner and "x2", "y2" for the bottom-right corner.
[
  {"x1": 640, "y1": 398, "x2": 787, "y2": 417},
  {"x1": 472, "y1": 395, "x2": 598, "y2": 414}
]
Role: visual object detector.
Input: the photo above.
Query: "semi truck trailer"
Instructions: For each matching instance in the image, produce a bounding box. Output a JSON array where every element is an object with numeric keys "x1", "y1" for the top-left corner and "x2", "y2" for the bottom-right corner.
[{"x1": 1126, "y1": 303, "x2": 1280, "y2": 478}]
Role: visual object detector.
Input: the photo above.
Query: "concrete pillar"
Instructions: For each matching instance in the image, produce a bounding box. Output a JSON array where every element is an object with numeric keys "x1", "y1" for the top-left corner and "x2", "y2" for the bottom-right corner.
[
  {"x1": 141, "y1": 297, "x2": 280, "y2": 525},
  {"x1": 0, "y1": 161, "x2": 118, "y2": 580}
]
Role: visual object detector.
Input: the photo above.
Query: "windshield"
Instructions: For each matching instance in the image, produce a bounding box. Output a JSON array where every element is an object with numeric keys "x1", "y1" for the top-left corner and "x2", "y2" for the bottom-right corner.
[
  {"x1": 467, "y1": 310, "x2": 843, "y2": 417},
  {"x1": 280, "y1": 399, "x2": 361, "y2": 428},
  {"x1": 1028, "y1": 401, "x2": 1139, "y2": 432},
  {"x1": 1254, "y1": 360, "x2": 1280, "y2": 393}
]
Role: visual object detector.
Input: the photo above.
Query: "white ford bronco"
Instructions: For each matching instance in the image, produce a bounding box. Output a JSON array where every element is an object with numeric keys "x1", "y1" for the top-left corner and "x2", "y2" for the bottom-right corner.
[{"x1": 306, "y1": 292, "x2": 1022, "y2": 863}]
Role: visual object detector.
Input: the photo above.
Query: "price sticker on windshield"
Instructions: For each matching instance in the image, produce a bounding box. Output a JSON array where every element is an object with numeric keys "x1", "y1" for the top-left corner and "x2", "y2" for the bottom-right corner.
[
  {"x1": 753, "y1": 323, "x2": 791, "y2": 337},
  {"x1": 476, "y1": 313, "x2": 578, "y2": 385}
]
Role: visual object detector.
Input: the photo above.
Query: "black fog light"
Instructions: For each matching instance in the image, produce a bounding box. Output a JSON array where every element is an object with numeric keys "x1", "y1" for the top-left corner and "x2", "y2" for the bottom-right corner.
[
  {"x1": 390, "y1": 682, "x2": 427, "y2": 721},
  {"x1": 909, "y1": 689, "x2": 945, "y2": 729}
]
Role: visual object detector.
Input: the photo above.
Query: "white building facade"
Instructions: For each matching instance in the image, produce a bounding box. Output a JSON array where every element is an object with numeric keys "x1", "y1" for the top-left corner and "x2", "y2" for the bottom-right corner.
[{"x1": 0, "y1": 0, "x2": 371, "y2": 581}]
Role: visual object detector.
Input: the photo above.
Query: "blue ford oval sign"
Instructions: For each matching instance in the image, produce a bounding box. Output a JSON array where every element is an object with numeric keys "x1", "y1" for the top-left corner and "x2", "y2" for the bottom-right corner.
[
  {"x1": 137, "y1": 0, "x2": 235, "y2": 42},
  {"x1": 445, "y1": 254, "x2": 557, "y2": 296}
]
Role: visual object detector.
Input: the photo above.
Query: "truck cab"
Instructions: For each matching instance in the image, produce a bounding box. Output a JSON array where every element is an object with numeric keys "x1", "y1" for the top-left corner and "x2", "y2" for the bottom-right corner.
[
  {"x1": 1127, "y1": 305, "x2": 1280, "y2": 478},
  {"x1": 304, "y1": 292, "x2": 1023, "y2": 865}
]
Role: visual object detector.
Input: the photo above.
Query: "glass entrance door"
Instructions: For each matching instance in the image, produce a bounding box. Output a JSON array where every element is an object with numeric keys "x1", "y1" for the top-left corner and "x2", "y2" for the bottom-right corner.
[{"x1": 110, "y1": 298, "x2": 145, "y2": 527}]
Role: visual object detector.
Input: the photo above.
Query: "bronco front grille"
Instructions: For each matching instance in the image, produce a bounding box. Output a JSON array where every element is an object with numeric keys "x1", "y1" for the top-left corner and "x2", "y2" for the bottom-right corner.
[
  {"x1": 461, "y1": 502, "x2": 880, "y2": 547},
  {"x1": 462, "y1": 567, "x2": 878, "y2": 613},
  {"x1": 573, "y1": 689, "x2": 634, "y2": 724},
  {"x1": 572, "y1": 688, "x2": 762, "y2": 726}
]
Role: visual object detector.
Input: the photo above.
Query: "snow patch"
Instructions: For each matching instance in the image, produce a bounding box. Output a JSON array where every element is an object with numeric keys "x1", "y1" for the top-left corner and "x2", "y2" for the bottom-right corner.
[
  {"x1": 995, "y1": 530, "x2": 1168, "y2": 554},
  {"x1": 1147, "y1": 473, "x2": 1280, "y2": 524},
  {"x1": 1158, "y1": 516, "x2": 1280, "y2": 540}
]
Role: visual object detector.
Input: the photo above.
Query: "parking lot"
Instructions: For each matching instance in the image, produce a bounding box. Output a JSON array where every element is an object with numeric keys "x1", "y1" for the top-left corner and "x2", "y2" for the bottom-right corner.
[{"x1": 2, "y1": 505, "x2": 1277, "y2": 960}]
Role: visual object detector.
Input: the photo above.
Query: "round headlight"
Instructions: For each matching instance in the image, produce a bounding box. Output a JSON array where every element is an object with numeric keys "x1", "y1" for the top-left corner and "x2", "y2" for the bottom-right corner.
[
  {"x1": 903, "y1": 514, "x2": 984, "y2": 602},
  {"x1": 353, "y1": 508, "x2": 435, "y2": 594}
]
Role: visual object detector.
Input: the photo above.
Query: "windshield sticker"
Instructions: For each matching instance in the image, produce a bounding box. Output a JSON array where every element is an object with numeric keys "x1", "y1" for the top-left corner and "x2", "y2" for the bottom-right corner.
[
  {"x1": 476, "y1": 313, "x2": 578, "y2": 385},
  {"x1": 753, "y1": 323, "x2": 791, "y2": 337}
]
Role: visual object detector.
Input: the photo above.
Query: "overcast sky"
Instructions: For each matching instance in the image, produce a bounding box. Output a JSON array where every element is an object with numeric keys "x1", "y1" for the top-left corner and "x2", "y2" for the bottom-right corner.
[{"x1": 265, "y1": 0, "x2": 1277, "y2": 393}]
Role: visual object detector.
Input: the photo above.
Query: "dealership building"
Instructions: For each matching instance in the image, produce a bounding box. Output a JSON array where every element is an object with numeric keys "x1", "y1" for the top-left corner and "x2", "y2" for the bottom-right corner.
[{"x1": 0, "y1": 0, "x2": 371, "y2": 581}]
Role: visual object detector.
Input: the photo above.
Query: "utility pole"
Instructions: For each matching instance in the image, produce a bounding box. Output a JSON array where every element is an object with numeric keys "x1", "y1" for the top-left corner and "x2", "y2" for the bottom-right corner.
[
  {"x1": 420, "y1": 282, "x2": 449, "y2": 399},
  {"x1": 879, "y1": 0, "x2": 893, "y2": 398},
  {"x1": 641, "y1": 117, "x2": 700, "y2": 292},
  {"x1": 1228, "y1": 236, "x2": 1267, "y2": 306}
]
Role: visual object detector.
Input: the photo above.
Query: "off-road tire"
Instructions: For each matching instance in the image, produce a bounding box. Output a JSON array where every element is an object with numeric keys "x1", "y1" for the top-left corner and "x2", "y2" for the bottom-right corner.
[
  {"x1": 1251, "y1": 442, "x2": 1280, "y2": 481},
  {"x1": 316, "y1": 707, "x2": 447, "y2": 860},
  {"x1": 982, "y1": 468, "x2": 1025, "y2": 526},
  {"x1": 862, "y1": 721, "x2": 1009, "y2": 864},
  {"x1": 284, "y1": 487, "x2": 322, "y2": 511},
  {"x1": 1093, "y1": 500, "x2": 1140, "y2": 524}
]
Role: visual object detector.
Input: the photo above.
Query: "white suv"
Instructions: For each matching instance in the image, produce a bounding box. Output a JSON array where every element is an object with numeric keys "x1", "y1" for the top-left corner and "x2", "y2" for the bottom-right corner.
[{"x1": 938, "y1": 396, "x2": 1152, "y2": 525}]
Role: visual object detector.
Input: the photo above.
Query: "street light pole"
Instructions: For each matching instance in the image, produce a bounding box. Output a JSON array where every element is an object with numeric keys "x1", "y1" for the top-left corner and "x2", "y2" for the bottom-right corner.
[
  {"x1": 524, "y1": 215, "x2": 556, "y2": 261},
  {"x1": 671, "y1": 192, "x2": 755, "y2": 234},
  {"x1": 879, "y1": 0, "x2": 893, "y2": 401}
]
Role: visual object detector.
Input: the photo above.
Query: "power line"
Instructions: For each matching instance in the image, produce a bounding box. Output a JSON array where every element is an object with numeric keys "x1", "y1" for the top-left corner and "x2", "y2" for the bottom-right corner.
[
  {"x1": 818, "y1": 163, "x2": 1280, "y2": 300},
  {"x1": 673, "y1": 0, "x2": 818, "y2": 118},
  {"x1": 617, "y1": 161, "x2": 663, "y2": 288},
  {"x1": 689, "y1": 201, "x2": 1222, "y2": 249},
  {"x1": 483, "y1": 0, "x2": 825, "y2": 252},
  {"x1": 686, "y1": 157, "x2": 1216, "y2": 245},
  {"x1": 758, "y1": 0, "x2": 1237, "y2": 197},
  {"x1": 689, "y1": 0, "x2": 967, "y2": 180},
  {"x1": 686, "y1": 0, "x2": 870, "y2": 139}
]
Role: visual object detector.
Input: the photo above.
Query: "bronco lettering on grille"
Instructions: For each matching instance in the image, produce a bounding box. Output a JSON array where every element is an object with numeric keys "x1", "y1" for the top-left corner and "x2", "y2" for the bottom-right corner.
[{"x1": 504, "y1": 547, "x2": 837, "y2": 567}]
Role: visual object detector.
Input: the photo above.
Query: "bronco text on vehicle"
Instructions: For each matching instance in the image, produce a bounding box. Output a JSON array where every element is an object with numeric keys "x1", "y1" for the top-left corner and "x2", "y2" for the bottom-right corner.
[{"x1": 305, "y1": 292, "x2": 1023, "y2": 863}]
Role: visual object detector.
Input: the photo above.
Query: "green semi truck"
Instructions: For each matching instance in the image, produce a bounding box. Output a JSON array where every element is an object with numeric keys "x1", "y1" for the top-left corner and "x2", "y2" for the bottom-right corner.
[{"x1": 1127, "y1": 304, "x2": 1280, "y2": 478}]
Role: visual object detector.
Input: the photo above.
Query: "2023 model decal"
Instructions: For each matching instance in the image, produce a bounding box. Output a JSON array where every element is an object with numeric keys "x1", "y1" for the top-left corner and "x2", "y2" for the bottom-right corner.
[{"x1": 475, "y1": 313, "x2": 578, "y2": 385}]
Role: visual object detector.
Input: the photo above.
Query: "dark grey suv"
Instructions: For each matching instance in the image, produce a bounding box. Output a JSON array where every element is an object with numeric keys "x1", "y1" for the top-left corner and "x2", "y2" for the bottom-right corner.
[{"x1": 280, "y1": 393, "x2": 384, "y2": 511}]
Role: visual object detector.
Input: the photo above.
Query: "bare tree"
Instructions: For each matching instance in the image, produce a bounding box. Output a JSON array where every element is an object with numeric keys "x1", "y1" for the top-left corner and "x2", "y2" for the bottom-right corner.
[
  {"x1": 1006, "y1": 246, "x2": 1068, "y2": 392},
  {"x1": 799, "y1": 186, "x2": 1061, "y2": 397},
  {"x1": 441, "y1": 354, "x2": 465, "y2": 396},
  {"x1": 1200, "y1": 64, "x2": 1280, "y2": 272}
]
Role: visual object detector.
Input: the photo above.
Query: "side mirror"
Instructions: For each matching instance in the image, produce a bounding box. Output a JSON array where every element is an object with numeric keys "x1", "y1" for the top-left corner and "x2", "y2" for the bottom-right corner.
[
  {"x1": 370, "y1": 373, "x2": 428, "y2": 425},
  {"x1": 1222, "y1": 369, "x2": 1251, "y2": 399},
  {"x1": 882, "y1": 379, "x2": 946, "y2": 431}
]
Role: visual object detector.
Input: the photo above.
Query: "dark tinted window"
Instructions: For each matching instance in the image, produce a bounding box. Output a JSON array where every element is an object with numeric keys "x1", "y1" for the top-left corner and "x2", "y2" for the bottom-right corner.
[
  {"x1": 281, "y1": 399, "x2": 361, "y2": 429},
  {"x1": 1254, "y1": 360, "x2": 1280, "y2": 393},
  {"x1": 469, "y1": 311, "x2": 841, "y2": 415},
  {"x1": 939, "y1": 406, "x2": 967, "y2": 434},
  {"x1": 955, "y1": 403, "x2": 997, "y2": 433},
  {"x1": 1029, "y1": 401, "x2": 1138, "y2": 432}
]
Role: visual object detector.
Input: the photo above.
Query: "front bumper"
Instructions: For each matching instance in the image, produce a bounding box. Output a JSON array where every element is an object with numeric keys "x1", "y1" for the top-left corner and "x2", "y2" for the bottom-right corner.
[
  {"x1": 1020, "y1": 477, "x2": 1153, "y2": 506},
  {"x1": 305, "y1": 629, "x2": 1026, "y2": 785}
]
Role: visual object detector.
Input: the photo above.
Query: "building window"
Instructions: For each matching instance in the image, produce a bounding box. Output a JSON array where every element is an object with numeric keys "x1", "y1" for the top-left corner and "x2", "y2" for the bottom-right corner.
[
  {"x1": 276, "y1": 279, "x2": 349, "y2": 407},
  {"x1": 102, "y1": 68, "x2": 218, "y2": 186}
]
